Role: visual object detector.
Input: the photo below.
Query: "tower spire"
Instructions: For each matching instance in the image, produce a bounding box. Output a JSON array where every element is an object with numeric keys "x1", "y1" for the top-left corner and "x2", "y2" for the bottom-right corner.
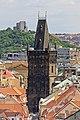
[{"x1": 34, "y1": 12, "x2": 49, "y2": 50}]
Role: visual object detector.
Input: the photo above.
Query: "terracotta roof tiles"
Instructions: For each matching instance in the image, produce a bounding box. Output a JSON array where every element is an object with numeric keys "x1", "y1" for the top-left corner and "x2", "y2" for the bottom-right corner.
[
  {"x1": 46, "y1": 100, "x2": 56, "y2": 108},
  {"x1": 0, "y1": 104, "x2": 28, "y2": 117},
  {"x1": 12, "y1": 87, "x2": 22, "y2": 95},
  {"x1": 72, "y1": 101, "x2": 80, "y2": 107},
  {"x1": 5, "y1": 112, "x2": 20, "y2": 117},
  {"x1": 46, "y1": 111, "x2": 55, "y2": 120},
  {"x1": 2, "y1": 70, "x2": 15, "y2": 79},
  {"x1": 56, "y1": 86, "x2": 75, "y2": 103},
  {"x1": 42, "y1": 86, "x2": 79, "y2": 120},
  {"x1": 0, "y1": 88, "x2": 18, "y2": 95},
  {"x1": 0, "y1": 87, "x2": 26, "y2": 96}
]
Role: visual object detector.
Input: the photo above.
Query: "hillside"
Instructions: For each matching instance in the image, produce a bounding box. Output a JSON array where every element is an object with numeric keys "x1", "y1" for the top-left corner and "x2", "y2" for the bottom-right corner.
[
  {"x1": 50, "y1": 34, "x2": 75, "y2": 48},
  {"x1": 0, "y1": 28, "x2": 76, "y2": 57},
  {"x1": 0, "y1": 28, "x2": 35, "y2": 53}
]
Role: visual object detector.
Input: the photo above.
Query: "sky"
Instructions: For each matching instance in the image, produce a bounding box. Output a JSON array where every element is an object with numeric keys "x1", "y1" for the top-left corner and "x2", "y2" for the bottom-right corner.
[{"x1": 0, "y1": 0, "x2": 80, "y2": 33}]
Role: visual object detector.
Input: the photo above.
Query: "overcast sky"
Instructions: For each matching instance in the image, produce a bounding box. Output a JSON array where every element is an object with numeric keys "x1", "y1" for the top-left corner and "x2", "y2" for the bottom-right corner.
[{"x1": 0, "y1": 0, "x2": 80, "y2": 33}]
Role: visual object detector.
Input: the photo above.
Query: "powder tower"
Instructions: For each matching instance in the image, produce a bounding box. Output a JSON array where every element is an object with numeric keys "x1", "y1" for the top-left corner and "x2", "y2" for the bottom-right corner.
[{"x1": 27, "y1": 14, "x2": 57, "y2": 113}]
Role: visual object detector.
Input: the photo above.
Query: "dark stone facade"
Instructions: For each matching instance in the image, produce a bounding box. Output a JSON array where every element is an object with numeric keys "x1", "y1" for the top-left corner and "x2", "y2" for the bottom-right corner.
[
  {"x1": 34, "y1": 19, "x2": 49, "y2": 50},
  {"x1": 27, "y1": 18, "x2": 57, "y2": 113},
  {"x1": 28, "y1": 50, "x2": 49, "y2": 112}
]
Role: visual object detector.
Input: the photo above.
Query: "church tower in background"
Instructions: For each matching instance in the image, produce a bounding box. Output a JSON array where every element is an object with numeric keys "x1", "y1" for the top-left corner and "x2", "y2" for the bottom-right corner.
[{"x1": 27, "y1": 13, "x2": 57, "y2": 113}]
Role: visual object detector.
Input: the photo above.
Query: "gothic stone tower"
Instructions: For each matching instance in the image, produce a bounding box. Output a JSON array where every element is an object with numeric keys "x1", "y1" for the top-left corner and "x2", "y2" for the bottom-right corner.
[{"x1": 27, "y1": 17, "x2": 57, "y2": 113}]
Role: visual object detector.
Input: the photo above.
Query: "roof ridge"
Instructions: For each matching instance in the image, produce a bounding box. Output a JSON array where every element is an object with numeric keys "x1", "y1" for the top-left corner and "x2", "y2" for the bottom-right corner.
[
  {"x1": 46, "y1": 99, "x2": 73, "y2": 119},
  {"x1": 12, "y1": 64, "x2": 28, "y2": 68},
  {"x1": 54, "y1": 99, "x2": 74, "y2": 117}
]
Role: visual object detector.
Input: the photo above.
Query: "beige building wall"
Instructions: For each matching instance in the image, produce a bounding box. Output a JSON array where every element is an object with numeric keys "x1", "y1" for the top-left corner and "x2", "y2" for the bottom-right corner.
[
  {"x1": 49, "y1": 63, "x2": 58, "y2": 93},
  {"x1": 1, "y1": 78, "x2": 20, "y2": 88},
  {"x1": 70, "y1": 59, "x2": 78, "y2": 66},
  {"x1": 2, "y1": 61, "x2": 28, "y2": 88},
  {"x1": 3, "y1": 61, "x2": 28, "y2": 79}
]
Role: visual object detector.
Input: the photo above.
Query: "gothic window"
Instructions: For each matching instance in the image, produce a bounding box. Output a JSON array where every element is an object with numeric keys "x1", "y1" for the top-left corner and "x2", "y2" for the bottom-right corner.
[
  {"x1": 39, "y1": 39, "x2": 42, "y2": 48},
  {"x1": 40, "y1": 25, "x2": 43, "y2": 32},
  {"x1": 51, "y1": 66, "x2": 54, "y2": 73}
]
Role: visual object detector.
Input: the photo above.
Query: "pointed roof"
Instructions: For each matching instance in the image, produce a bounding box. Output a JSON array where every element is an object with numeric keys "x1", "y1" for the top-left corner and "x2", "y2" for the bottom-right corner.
[
  {"x1": 34, "y1": 18, "x2": 49, "y2": 50},
  {"x1": 2, "y1": 70, "x2": 15, "y2": 79}
]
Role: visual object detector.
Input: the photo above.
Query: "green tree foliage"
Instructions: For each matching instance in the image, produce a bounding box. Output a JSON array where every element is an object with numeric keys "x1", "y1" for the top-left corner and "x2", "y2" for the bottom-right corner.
[
  {"x1": 49, "y1": 34, "x2": 75, "y2": 48},
  {"x1": 0, "y1": 29, "x2": 35, "y2": 54},
  {"x1": 0, "y1": 28, "x2": 76, "y2": 57}
]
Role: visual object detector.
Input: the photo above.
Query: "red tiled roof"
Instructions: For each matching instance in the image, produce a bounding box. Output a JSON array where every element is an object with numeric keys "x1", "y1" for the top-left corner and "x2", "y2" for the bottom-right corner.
[
  {"x1": 56, "y1": 86, "x2": 75, "y2": 103},
  {"x1": 46, "y1": 100, "x2": 74, "y2": 120},
  {"x1": 5, "y1": 112, "x2": 20, "y2": 117},
  {"x1": 72, "y1": 101, "x2": 80, "y2": 107},
  {"x1": 45, "y1": 86, "x2": 75, "y2": 109},
  {"x1": 0, "y1": 109, "x2": 11, "y2": 120},
  {"x1": 42, "y1": 86, "x2": 77, "y2": 119},
  {"x1": 0, "y1": 109, "x2": 10, "y2": 114},
  {"x1": 46, "y1": 100, "x2": 56, "y2": 108},
  {"x1": 12, "y1": 87, "x2": 22, "y2": 95},
  {"x1": 0, "y1": 87, "x2": 26, "y2": 96},
  {"x1": 0, "y1": 88, "x2": 19, "y2": 95},
  {"x1": 54, "y1": 101, "x2": 80, "y2": 119},
  {"x1": 46, "y1": 111, "x2": 55, "y2": 120},
  {"x1": 0, "y1": 104, "x2": 28, "y2": 117},
  {"x1": 2, "y1": 70, "x2": 14, "y2": 79},
  {"x1": 18, "y1": 88, "x2": 26, "y2": 94}
]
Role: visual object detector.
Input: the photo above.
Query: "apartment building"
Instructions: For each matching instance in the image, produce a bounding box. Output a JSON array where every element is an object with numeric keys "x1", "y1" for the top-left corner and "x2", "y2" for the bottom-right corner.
[{"x1": 57, "y1": 47, "x2": 70, "y2": 67}]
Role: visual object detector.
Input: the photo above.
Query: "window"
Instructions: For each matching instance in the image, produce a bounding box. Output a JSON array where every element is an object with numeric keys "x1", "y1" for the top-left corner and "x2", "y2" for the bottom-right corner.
[
  {"x1": 12, "y1": 118, "x2": 14, "y2": 120},
  {"x1": 14, "y1": 54, "x2": 18, "y2": 57},
  {"x1": 51, "y1": 66, "x2": 53, "y2": 73},
  {"x1": 8, "y1": 54, "x2": 12, "y2": 57},
  {"x1": 2, "y1": 77, "x2": 6, "y2": 79},
  {"x1": 2, "y1": 84, "x2": 4, "y2": 86}
]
